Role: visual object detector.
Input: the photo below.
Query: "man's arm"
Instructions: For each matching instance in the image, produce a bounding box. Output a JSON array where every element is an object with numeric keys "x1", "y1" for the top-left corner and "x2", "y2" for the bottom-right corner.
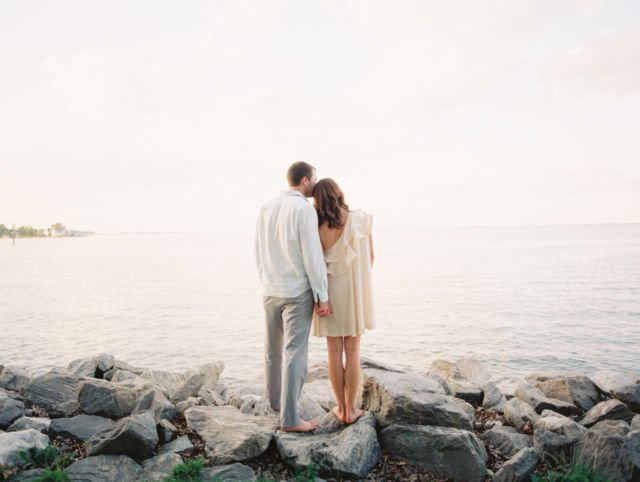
[
  {"x1": 298, "y1": 206, "x2": 329, "y2": 303},
  {"x1": 254, "y1": 215, "x2": 262, "y2": 279}
]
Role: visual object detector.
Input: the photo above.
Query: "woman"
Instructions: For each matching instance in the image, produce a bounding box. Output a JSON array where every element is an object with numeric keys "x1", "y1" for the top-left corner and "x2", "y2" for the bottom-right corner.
[{"x1": 312, "y1": 178, "x2": 375, "y2": 424}]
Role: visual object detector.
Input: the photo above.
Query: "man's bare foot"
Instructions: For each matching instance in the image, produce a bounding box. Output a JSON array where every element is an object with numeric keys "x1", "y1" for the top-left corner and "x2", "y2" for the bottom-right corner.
[
  {"x1": 345, "y1": 408, "x2": 364, "y2": 424},
  {"x1": 331, "y1": 406, "x2": 346, "y2": 423},
  {"x1": 281, "y1": 419, "x2": 317, "y2": 432}
]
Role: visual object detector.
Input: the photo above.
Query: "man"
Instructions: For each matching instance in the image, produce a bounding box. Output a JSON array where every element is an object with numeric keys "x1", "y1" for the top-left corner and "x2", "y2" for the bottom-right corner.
[{"x1": 255, "y1": 161, "x2": 331, "y2": 432}]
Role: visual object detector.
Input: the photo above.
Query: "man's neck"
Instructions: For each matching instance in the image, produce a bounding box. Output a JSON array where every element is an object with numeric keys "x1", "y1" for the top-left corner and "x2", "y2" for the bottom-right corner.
[{"x1": 289, "y1": 186, "x2": 307, "y2": 197}]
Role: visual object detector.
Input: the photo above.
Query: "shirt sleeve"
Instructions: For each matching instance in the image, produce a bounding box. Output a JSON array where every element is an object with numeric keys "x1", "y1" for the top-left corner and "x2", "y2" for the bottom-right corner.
[
  {"x1": 254, "y1": 213, "x2": 262, "y2": 280},
  {"x1": 298, "y1": 206, "x2": 329, "y2": 303}
]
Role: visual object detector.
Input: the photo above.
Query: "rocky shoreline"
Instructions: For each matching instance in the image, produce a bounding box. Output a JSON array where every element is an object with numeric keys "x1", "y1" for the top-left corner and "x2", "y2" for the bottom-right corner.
[{"x1": 1, "y1": 355, "x2": 639, "y2": 481}]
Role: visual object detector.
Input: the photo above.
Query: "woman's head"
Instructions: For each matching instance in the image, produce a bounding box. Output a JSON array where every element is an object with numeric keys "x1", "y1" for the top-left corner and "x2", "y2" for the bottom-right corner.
[{"x1": 313, "y1": 178, "x2": 349, "y2": 228}]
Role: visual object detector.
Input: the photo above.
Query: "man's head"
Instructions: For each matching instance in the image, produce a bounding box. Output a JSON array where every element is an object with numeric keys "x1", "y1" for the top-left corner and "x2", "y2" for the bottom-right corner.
[{"x1": 287, "y1": 161, "x2": 317, "y2": 197}]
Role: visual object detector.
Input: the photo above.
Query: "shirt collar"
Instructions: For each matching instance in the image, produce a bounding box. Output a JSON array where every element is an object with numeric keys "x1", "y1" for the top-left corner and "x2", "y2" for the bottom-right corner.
[{"x1": 282, "y1": 190, "x2": 307, "y2": 199}]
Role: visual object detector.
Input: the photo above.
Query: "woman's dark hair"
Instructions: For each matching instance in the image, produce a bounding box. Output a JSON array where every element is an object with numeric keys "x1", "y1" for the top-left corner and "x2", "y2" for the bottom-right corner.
[{"x1": 313, "y1": 178, "x2": 349, "y2": 228}]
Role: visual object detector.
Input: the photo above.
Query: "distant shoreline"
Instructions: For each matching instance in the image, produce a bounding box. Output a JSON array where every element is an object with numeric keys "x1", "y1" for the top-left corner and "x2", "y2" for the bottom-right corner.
[
  {"x1": 0, "y1": 223, "x2": 93, "y2": 239},
  {"x1": 0, "y1": 232, "x2": 94, "y2": 239}
]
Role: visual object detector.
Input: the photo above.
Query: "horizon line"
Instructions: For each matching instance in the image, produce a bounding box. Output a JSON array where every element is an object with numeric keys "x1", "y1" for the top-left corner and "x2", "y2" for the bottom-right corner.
[{"x1": 93, "y1": 221, "x2": 640, "y2": 235}]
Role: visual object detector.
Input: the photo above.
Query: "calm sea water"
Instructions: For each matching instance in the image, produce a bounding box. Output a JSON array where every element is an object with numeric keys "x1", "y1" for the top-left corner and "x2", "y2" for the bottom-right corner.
[{"x1": 1, "y1": 224, "x2": 639, "y2": 382}]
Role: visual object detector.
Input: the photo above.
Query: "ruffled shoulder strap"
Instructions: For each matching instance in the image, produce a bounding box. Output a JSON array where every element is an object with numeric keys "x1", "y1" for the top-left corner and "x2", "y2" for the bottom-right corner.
[
  {"x1": 349, "y1": 209, "x2": 373, "y2": 238},
  {"x1": 325, "y1": 209, "x2": 372, "y2": 276}
]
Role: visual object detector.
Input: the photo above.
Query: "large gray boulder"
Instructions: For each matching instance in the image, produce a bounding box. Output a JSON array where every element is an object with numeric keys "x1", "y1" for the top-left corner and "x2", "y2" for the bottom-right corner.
[
  {"x1": 303, "y1": 378, "x2": 338, "y2": 411},
  {"x1": 7, "y1": 416, "x2": 51, "y2": 433},
  {"x1": 525, "y1": 371, "x2": 586, "y2": 384},
  {"x1": 534, "y1": 376, "x2": 601, "y2": 412},
  {"x1": 483, "y1": 376, "x2": 527, "y2": 414},
  {"x1": 170, "y1": 371, "x2": 211, "y2": 405},
  {"x1": 157, "y1": 419, "x2": 177, "y2": 444},
  {"x1": 456, "y1": 358, "x2": 493, "y2": 386},
  {"x1": 276, "y1": 411, "x2": 380, "y2": 479},
  {"x1": 362, "y1": 368, "x2": 475, "y2": 430},
  {"x1": 0, "y1": 389, "x2": 24, "y2": 429},
  {"x1": 426, "y1": 359, "x2": 487, "y2": 406},
  {"x1": 65, "y1": 454, "x2": 143, "y2": 481},
  {"x1": 381, "y1": 423, "x2": 487, "y2": 482},
  {"x1": 591, "y1": 370, "x2": 637, "y2": 392},
  {"x1": 50, "y1": 414, "x2": 116, "y2": 441},
  {"x1": 533, "y1": 412, "x2": 587, "y2": 461},
  {"x1": 239, "y1": 393, "x2": 325, "y2": 421},
  {"x1": 494, "y1": 377, "x2": 527, "y2": 400},
  {"x1": 78, "y1": 378, "x2": 153, "y2": 419},
  {"x1": 202, "y1": 463, "x2": 257, "y2": 481},
  {"x1": 157, "y1": 435, "x2": 194, "y2": 455},
  {"x1": 305, "y1": 361, "x2": 330, "y2": 382},
  {"x1": 238, "y1": 394, "x2": 272, "y2": 416},
  {"x1": 142, "y1": 453, "x2": 183, "y2": 481},
  {"x1": 185, "y1": 405, "x2": 276, "y2": 464},
  {"x1": 96, "y1": 354, "x2": 116, "y2": 374},
  {"x1": 632, "y1": 414, "x2": 640, "y2": 431},
  {"x1": 9, "y1": 468, "x2": 46, "y2": 481},
  {"x1": 0, "y1": 366, "x2": 31, "y2": 393},
  {"x1": 112, "y1": 359, "x2": 146, "y2": 375},
  {"x1": 297, "y1": 393, "x2": 327, "y2": 420},
  {"x1": 580, "y1": 399, "x2": 636, "y2": 428},
  {"x1": 578, "y1": 420, "x2": 640, "y2": 482},
  {"x1": 0, "y1": 429, "x2": 50, "y2": 468},
  {"x1": 176, "y1": 397, "x2": 202, "y2": 415},
  {"x1": 131, "y1": 386, "x2": 177, "y2": 422},
  {"x1": 628, "y1": 430, "x2": 640, "y2": 479},
  {"x1": 361, "y1": 357, "x2": 407, "y2": 372},
  {"x1": 107, "y1": 369, "x2": 139, "y2": 383},
  {"x1": 479, "y1": 425, "x2": 532, "y2": 459},
  {"x1": 503, "y1": 397, "x2": 540, "y2": 431},
  {"x1": 483, "y1": 381, "x2": 507, "y2": 413},
  {"x1": 171, "y1": 374, "x2": 206, "y2": 405},
  {"x1": 139, "y1": 361, "x2": 225, "y2": 404},
  {"x1": 223, "y1": 380, "x2": 265, "y2": 408},
  {"x1": 514, "y1": 384, "x2": 580, "y2": 416},
  {"x1": 67, "y1": 354, "x2": 115, "y2": 378},
  {"x1": 492, "y1": 447, "x2": 538, "y2": 482},
  {"x1": 85, "y1": 411, "x2": 159, "y2": 460},
  {"x1": 24, "y1": 369, "x2": 82, "y2": 417},
  {"x1": 592, "y1": 371, "x2": 640, "y2": 412},
  {"x1": 197, "y1": 386, "x2": 226, "y2": 407}
]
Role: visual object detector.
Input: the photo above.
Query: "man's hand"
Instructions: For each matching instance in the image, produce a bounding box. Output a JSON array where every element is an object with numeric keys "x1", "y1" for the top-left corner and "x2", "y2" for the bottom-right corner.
[{"x1": 315, "y1": 301, "x2": 332, "y2": 317}]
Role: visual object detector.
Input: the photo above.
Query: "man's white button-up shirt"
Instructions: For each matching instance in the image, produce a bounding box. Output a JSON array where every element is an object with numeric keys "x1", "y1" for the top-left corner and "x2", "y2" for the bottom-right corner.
[{"x1": 255, "y1": 190, "x2": 329, "y2": 303}]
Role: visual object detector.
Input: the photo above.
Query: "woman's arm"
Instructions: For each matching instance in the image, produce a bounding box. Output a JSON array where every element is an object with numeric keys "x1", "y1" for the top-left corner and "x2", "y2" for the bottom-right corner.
[{"x1": 369, "y1": 232, "x2": 375, "y2": 266}]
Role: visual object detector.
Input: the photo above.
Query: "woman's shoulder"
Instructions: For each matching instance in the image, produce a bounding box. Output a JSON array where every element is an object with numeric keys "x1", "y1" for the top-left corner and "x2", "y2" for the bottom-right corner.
[
  {"x1": 347, "y1": 209, "x2": 373, "y2": 234},
  {"x1": 349, "y1": 208, "x2": 372, "y2": 222},
  {"x1": 349, "y1": 207, "x2": 371, "y2": 215}
]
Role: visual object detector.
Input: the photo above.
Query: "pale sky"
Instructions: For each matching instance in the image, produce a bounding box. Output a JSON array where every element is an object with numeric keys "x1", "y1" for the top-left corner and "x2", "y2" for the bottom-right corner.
[{"x1": 1, "y1": 0, "x2": 639, "y2": 233}]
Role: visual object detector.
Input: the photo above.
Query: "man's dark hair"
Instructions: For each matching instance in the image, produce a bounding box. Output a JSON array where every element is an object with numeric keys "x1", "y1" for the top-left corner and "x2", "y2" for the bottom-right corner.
[{"x1": 287, "y1": 161, "x2": 315, "y2": 186}]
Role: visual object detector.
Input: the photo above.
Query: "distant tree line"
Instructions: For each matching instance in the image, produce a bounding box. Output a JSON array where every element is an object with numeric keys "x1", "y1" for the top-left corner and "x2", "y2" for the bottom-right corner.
[{"x1": 0, "y1": 222, "x2": 79, "y2": 238}]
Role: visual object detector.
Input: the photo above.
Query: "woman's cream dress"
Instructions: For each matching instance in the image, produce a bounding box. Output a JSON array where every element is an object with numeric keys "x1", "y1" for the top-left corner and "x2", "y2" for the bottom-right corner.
[{"x1": 312, "y1": 209, "x2": 375, "y2": 337}]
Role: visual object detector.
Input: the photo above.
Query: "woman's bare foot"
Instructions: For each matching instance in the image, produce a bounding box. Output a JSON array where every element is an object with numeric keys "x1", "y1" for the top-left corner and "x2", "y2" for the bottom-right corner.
[
  {"x1": 331, "y1": 405, "x2": 346, "y2": 423},
  {"x1": 281, "y1": 419, "x2": 318, "y2": 432},
  {"x1": 345, "y1": 408, "x2": 364, "y2": 424}
]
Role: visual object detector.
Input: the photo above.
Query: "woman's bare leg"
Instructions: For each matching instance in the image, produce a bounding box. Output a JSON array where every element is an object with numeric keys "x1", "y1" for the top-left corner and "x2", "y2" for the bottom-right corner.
[
  {"x1": 326, "y1": 336, "x2": 346, "y2": 422},
  {"x1": 343, "y1": 335, "x2": 363, "y2": 424}
]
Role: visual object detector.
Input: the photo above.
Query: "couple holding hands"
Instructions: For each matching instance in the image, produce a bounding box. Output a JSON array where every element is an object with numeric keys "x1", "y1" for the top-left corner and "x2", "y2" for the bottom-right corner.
[{"x1": 255, "y1": 161, "x2": 375, "y2": 432}]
